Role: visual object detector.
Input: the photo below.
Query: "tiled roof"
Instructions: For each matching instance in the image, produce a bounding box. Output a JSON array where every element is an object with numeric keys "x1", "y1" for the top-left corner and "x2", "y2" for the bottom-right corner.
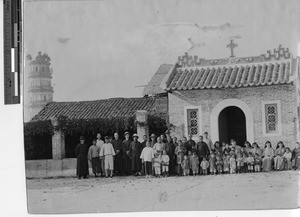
[
  {"x1": 30, "y1": 97, "x2": 157, "y2": 122},
  {"x1": 166, "y1": 61, "x2": 293, "y2": 91},
  {"x1": 143, "y1": 64, "x2": 173, "y2": 96}
]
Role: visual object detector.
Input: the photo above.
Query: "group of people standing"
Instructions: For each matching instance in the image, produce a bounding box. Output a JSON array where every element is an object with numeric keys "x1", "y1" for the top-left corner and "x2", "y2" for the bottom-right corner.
[{"x1": 75, "y1": 131, "x2": 300, "y2": 179}]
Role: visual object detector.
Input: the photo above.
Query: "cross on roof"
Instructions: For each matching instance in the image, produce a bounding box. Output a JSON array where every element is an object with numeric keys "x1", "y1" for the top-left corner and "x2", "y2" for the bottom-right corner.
[{"x1": 226, "y1": 39, "x2": 238, "y2": 58}]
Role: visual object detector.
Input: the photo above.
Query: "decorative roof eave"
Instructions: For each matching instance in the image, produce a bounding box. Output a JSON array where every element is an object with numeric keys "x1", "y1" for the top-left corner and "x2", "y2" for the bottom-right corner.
[
  {"x1": 178, "y1": 58, "x2": 292, "y2": 71},
  {"x1": 166, "y1": 82, "x2": 294, "y2": 91}
]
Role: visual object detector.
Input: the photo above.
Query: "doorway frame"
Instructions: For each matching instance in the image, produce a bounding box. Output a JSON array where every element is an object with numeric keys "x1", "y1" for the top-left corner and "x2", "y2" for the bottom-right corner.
[{"x1": 210, "y1": 99, "x2": 254, "y2": 143}]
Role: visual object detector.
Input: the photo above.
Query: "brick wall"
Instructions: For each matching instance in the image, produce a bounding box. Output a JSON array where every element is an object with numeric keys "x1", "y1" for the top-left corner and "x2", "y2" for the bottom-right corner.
[{"x1": 168, "y1": 84, "x2": 298, "y2": 148}]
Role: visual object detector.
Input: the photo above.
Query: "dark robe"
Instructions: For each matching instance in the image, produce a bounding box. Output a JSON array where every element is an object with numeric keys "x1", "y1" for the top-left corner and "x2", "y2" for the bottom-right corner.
[
  {"x1": 196, "y1": 141, "x2": 210, "y2": 158},
  {"x1": 165, "y1": 141, "x2": 176, "y2": 175},
  {"x1": 112, "y1": 139, "x2": 123, "y2": 174},
  {"x1": 184, "y1": 139, "x2": 195, "y2": 153},
  {"x1": 75, "y1": 143, "x2": 89, "y2": 177},
  {"x1": 121, "y1": 139, "x2": 131, "y2": 174},
  {"x1": 129, "y1": 141, "x2": 142, "y2": 172},
  {"x1": 141, "y1": 140, "x2": 147, "y2": 149}
]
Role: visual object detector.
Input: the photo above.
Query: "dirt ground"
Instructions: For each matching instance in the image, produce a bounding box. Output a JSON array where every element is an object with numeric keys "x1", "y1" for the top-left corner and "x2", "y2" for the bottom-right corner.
[{"x1": 26, "y1": 171, "x2": 300, "y2": 214}]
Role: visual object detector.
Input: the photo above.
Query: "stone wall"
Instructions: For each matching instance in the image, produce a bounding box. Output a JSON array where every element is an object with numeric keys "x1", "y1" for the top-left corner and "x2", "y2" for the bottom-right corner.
[
  {"x1": 25, "y1": 158, "x2": 92, "y2": 178},
  {"x1": 168, "y1": 84, "x2": 298, "y2": 148}
]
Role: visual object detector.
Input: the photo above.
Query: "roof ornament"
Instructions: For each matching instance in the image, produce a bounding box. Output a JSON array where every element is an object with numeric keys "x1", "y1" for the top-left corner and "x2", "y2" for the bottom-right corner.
[
  {"x1": 261, "y1": 45, "x2": 291, "y2": 60},
  {"x1": 226, "y1": 39, "x2": 238, "y2": 58},
  {"x1": 177, "y1": 52, "x2": 203, "y2": 67}
]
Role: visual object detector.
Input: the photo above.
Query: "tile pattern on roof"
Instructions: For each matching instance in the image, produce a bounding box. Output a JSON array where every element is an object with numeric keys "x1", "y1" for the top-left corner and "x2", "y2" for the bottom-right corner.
[
  {"x1": 166, "y1": 61, "x2": 292, "y2": 91},
  {"x1": 31, "y1": 97, "x2": 157, "y2": 122}
]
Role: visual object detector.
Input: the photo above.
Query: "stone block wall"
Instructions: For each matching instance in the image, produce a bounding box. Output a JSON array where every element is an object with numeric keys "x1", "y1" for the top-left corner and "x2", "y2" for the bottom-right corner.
[{"x1": 168, "y1": 84, "x2": 298, "y2": 148}]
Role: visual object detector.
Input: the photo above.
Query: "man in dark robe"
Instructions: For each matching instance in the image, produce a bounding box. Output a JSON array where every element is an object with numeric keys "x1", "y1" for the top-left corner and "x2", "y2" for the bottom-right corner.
[
  {"x1": 187, "y1": 134, "x2": 196, "y2": 152},
  {"x1": 195, "y1": 135, "x2": 210, "y2": 174},
  {"x1": 111, "y1": 132, "x2": 122, "y2": 176},
  {"x1": 182, "y1": 137, "x2": 190, "y2": 153},
  {"x1": 121, "y1": 132, "x2": 131, "y2": 175},
  {"x1": 129, "y1": 134, "x2": 142, "y2": 175},
  {"x1": 75, "y1": 136, "x2": 89, "y2": 179},
  {"x1": 165, "y1": 134, "x2": 176, "y2": 175}
]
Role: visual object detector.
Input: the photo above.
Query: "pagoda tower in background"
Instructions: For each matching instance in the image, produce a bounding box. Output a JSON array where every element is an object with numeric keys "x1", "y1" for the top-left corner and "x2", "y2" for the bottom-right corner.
[{"x1": 25, "y1": 52, "x2": 54, "y2": 122}]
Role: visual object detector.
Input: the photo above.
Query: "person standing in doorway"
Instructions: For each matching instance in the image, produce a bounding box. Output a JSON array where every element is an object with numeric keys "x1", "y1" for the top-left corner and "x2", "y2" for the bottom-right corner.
[
  {"x1": 75, "y1": 136, "x2": 89, "y2": 179},
  {"x1": 96, "y1": 133, "x2": 105, "y2": 176}
]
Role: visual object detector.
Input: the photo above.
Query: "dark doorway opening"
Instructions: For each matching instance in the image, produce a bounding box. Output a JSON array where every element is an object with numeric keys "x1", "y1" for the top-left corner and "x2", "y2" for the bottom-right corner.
[{"x1": 218, "y1": 106, "x2": 246, "y2": 146}]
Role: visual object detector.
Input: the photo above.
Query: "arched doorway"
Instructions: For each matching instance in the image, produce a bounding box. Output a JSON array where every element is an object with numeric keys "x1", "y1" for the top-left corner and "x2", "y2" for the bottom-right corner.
[
  {"x1": 218, "y1": 106, "x2": 246, "y2": 146},
  {"x1": 210, "y1": 99, "x2": 254, "y2": 144}
]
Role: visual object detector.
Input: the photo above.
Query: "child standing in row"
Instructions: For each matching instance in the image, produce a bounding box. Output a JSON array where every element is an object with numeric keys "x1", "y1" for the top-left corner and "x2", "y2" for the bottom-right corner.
[
  {"x1": 209, "y1": 152, "x2": 217, "y2": 175},
  {"x1": 153, "y1": 153, "x2": 162, "y2": 177},
  {"x1": 254, "y1": 153, "x2": 261, "y2": 172},
  {"x1": 223, "y1": 153, "x2": 230, "y2": 174},
  {"x1": 190, "y1": 151, "x2": 199, "y2": 176},
  {"x1": 161, "y1": 150, "x2": 170, "y2": 177},
  {"x1": 216, "y1": 154, "x2": 223, "y2": 174},
  {"x1": 246, "y1": 153, "x2": 255, "y2": 172},
  {"x1": 200, "y1": 157, "x2": 209, "y2": 175},
  {"x1": 229, "y1": 155, "x2": 236, "y2": 174},
  {"x1": 181, "y1": 155, "x2": 190, "y2": 176}
]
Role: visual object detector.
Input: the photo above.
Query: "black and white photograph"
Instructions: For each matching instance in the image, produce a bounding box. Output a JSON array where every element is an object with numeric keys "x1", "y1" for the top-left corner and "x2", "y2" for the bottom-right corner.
[{"x1": 20, "y1": 0, "x2": 300, "y2": 214}]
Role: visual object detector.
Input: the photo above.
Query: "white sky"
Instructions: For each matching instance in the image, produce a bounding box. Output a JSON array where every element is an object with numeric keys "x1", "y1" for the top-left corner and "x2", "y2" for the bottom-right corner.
[{"x1": 23, "y1": 0, "x2": 300, "y2": 102}]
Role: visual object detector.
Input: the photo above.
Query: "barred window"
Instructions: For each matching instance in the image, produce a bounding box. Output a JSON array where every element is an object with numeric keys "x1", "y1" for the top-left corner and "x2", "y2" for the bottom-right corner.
[
  {"x1": 265, "y1": 104, "x2": 278, "y2": 133},
  {"x1": 187, "y1": 109, "x2": 198, "y2": 136}
]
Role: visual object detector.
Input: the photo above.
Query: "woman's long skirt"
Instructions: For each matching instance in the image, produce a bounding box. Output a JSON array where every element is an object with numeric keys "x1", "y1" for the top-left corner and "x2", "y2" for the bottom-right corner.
[{"x1": 262, "y1": 157, "x2": 273, "y2": 172}]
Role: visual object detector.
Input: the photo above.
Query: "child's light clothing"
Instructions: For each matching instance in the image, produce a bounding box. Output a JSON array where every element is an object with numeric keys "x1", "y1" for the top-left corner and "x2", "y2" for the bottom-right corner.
[
  {"x1": 254, "y1": 156, "x2": 261, "y2": 172},
  {"x1": 200, "y1": 159, "x2": 209, "y2": 174},
  {"x1": 247, "y1": 156, "x2": 255, "y2": 171},
  {"x1": 283, "y1": 152, "x2": 292, "y2": 170},
  {"x1": 229, "y1": 157, "x2": 236, "y2": 174},
  {"x1": 209, "y1": 155, "x2": 216, "y2": 174},
  {"x1": 223, "y1": 156, "x2": 230, "y2": 172},
  {"x1": 190, "y1": 155, "x2": 199, "y2": 174},
  {"x1": 153, "y1": 155, "x2": 162, "y2": 175},
  {"x1": 161, "y1": 154, "x2": 170, "y2": 173},
  {"x1": 181, "y1": 158, "x2": 190, "y2": 176},
  {"x1": 216, "y1": 156, "x2": 223, "y2": 174}
]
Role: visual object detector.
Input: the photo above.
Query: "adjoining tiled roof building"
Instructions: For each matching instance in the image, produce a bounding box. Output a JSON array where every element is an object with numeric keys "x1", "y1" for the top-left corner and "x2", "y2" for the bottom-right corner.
[
  {"x1": 160, "y1": 44, "x2": 300, "y2": 148},
  {"x1": 31, "y1": 97, "x2": 162, "y2": 122}
]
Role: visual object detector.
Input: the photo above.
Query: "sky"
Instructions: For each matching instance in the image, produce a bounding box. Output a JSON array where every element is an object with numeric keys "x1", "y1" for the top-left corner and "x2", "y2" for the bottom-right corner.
[{"x1": 23, "y1": 0, "x2": 300, "y2": 102}]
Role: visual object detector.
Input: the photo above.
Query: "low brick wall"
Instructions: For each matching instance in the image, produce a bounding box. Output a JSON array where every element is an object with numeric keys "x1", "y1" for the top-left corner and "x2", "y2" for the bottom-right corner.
[{"x1": 25, "y1": 158, "x2": 91, "y2": 178}]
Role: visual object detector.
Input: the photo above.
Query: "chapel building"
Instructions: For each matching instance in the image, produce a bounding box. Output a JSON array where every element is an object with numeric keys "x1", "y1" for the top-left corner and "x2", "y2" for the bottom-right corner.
[{"x1": 159, "y1": 44, "x2": 300, "y2": 147}]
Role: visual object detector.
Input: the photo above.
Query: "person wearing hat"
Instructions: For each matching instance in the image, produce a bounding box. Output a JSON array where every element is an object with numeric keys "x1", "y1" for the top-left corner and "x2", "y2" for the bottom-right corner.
[
  {"x1": 150, "y1": 133, "x2": 156, "y2": 148},
  {"x1": 121, "y1": 132, "x2": 131, "y2": 175},
  {"x1": 99, "y1": 136, "x2": 116, "y2": 177},
  {"x1": 75, "y1": 136, "x2": 89, "y2": 179},
  {"x1": 129, "y1": 134, "x2": 142, "y2": 176}
]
